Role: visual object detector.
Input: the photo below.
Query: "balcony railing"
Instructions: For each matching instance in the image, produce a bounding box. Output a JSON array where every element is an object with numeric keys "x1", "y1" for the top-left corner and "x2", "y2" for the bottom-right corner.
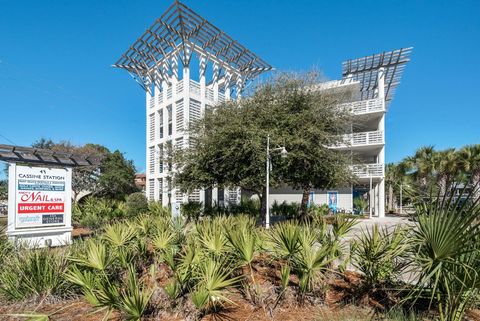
[
  {"x1": 352, "y1": 163, "x2": 384, "y2": 178},
  {"x1": 340, "y1": 98, "x2": 384, "y2": 115},
  {"x1": 334, "y1": 130, "x2": 384, "y2": 148}
]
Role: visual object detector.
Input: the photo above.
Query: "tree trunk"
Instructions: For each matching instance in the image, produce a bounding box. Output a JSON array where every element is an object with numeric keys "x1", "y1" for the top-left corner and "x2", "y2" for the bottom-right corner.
[
  {"x1": 299, "y1": 187, "x2": 311, "y2": 219},
  {"x1": 259, "y1": 187, "x2": 267, "y2": 224},
  {"x1": 473, "y1": 172, "x2": 480, "y2": 203},
  {"x1": 388, "y1": 184, "x2": 393, "y2": 213}
]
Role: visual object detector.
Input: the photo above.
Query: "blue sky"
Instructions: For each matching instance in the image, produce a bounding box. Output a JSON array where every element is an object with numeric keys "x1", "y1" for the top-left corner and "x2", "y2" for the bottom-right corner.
[{"x1": 1, "y1": 0, "x2": 479, "y2": 176}]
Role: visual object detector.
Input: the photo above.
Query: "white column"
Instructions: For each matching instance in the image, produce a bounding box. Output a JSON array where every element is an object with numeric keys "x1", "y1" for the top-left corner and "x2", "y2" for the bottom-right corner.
[
  {"x1": 236, "y1": 76, "x2": 244, "y2": 99},
  {"x1": 145, "y1": 89, "x2": 153, "y2": 200},
  {"x1": 377, "y1": 68, "x2": 386, "y2": 218},
  {"x1": 199, "y1": 56, "x2": 207, "y2": 114},
  {"x1": 213, "y1": 62, "x2": 219, "y2": 101},
  {"x1": 224, "y1": 72, "x2": 232, "y2": 101}
]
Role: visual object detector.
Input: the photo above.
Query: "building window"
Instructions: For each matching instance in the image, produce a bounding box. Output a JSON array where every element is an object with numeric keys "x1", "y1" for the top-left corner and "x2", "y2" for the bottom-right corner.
[
  {"x1": 176, "y1": 99, "x2": 184, "y2": 132},
  {"x1": 149, "y1": 113, "x2": 155, "y2": 141},
  {"x1": 167, "y1": 105, "x2": 173, "y2": 136},
  {"x1": 149, "y1": 147, "x2": 155, "y2": 174},
  {"x1": 148, "y1": 179, "x2": 155, "y2": 201},
  {"x1": 159, "y1": 110, "x2": 164, "y2": 139},
  {"x1": 158, "y1": 144, "x2": 163, "y2": 173},
  {"x1": 190, "y1": 99, "x2": 201, "y2": 125}
]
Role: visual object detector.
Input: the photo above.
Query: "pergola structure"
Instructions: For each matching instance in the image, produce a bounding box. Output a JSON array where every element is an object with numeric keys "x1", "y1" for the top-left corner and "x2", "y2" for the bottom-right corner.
[
  {"x1": 0, "y1": 144, "x2": 103, "y2": 167},
  {"x1": 342, "y1": 47, "x2": 413, "y2": 102},
  {"x1": 113, "y1": 0, "x2": 273, "y2": 95}
]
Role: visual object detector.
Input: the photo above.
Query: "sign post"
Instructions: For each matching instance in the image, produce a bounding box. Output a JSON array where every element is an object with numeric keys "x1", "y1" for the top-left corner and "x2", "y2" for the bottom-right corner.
[{"x1": 7, "y1": 163, "x2": 72, "y2": 247}]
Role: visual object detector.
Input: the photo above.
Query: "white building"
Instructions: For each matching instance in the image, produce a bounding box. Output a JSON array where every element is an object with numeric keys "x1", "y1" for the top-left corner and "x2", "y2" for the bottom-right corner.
[
  {"x1": 114, "y1": 1, "x2": 272, "y2": 207},
  {"x1": 115, "y1": 1, "x2": 412, "y2": 217}
]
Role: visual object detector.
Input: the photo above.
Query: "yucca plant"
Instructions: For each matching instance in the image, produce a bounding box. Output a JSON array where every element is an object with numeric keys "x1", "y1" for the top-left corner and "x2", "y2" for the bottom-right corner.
[
  {"x1": 0, "y1": 247, "x2": 70, "y2": 300},
  {"x1": 351, "y1": 225, "x2": 408, "y2": 288}
]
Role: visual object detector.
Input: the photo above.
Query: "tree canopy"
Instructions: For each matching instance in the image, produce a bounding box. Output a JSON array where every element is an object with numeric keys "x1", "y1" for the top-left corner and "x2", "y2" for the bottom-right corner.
[
  {"x1": 175, "y1": 72, "x2": 354, "y2": 215},
  {"x1": 31, "y1": 139, "x2": 138, "y2": 201}
]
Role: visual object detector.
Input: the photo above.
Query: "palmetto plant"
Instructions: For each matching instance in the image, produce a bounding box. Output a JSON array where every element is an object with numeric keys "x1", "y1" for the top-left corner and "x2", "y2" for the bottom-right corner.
[
  {"x1": 192, "y1": 258, "x2": 240, "y2": 312},
  {"x1": 406, "y1": 188, "x2": 480, "y2": 321},
  {"x1": 351, "y1": 225, "x2": 408, "y2": 288},
  {"x1": 268, "y1": 221, "x2": 302, "y2": 260},
  {"x1": 119, "y1": 264, "x2": 153, "y2": 321},
  {"x1": 292, "y1": 227, "x2": 333, "y2": 298},
  {"x1": 195, "y1": 217, "x2": 230, "y2": 257}
]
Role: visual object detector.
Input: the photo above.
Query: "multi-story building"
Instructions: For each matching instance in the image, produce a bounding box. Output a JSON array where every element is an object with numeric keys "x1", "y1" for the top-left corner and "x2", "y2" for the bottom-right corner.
[
  {"x1": 269, "y1": 48, "x2": 412, "y2": 218},
  {"x1": 114, "y1": 1, "x2": 411, "y2": 217},
  {"x1": 114, "y1": 1, "x2": 272, "y2": 207}
]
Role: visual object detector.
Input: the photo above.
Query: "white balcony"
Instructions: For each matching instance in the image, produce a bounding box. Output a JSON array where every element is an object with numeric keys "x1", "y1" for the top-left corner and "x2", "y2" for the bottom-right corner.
[
  {"x1": 352, "y1": 163, "x2": 384, "y2": 178},
  {"x1": 333, "y1": 130, "x2": 384, "y2": 149},
  {"x1": 340, "y1": 98, "x2": 384, "y2": 115}
]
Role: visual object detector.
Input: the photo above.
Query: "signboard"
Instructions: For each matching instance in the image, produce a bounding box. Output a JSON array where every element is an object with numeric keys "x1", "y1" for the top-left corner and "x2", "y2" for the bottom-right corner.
[
  {"x1": 171, "y1": 202, "x2": 181, "y2": 218},
  {"x1": 13, "y1": 166, "x2": 70, "y2": 229},
  {"x1": 327, "y1": 191, "x2": 338, "y2": 213}
]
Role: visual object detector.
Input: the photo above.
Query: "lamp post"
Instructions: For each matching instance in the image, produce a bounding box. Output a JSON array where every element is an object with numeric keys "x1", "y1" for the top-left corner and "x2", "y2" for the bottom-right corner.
[{"x1": 266, "y1": 135, "x2": 288, "y2": 229}]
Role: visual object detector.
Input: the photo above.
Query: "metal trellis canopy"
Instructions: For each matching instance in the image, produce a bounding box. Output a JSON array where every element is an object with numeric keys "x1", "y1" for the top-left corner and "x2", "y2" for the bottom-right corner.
[
  {"x1": 342, "y1": 47, "x2": 413, "y2": 102},
  {"x1": 113, "y1": 0, "x2": 273, "y2": 92},
  {"x1": 0, "y1": 144, "x2": 103, "y2": 167}
]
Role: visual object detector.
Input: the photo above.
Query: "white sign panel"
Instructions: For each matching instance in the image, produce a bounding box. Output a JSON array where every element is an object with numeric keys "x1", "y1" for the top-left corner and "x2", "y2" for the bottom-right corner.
[{"x1": 14, "y1": 166, "x2": 70, "y2": 229}]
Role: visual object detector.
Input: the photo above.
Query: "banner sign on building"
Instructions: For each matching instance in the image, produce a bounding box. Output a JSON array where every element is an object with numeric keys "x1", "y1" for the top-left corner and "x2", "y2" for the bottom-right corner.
[
  {"x1": 327, "y1": 191, "x2": 338, "y2": 213},
  {"x1": 14, "y1": 166, "x2": 69, "y2": 229}
]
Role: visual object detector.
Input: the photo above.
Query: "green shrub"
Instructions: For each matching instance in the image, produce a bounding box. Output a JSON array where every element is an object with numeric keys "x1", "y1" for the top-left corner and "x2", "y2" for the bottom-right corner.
[
  {"x1": 271, "y1": 200, "x2": 299, "y2": 217},
  {"x1": 0, "y1": 247, "x2": 70, "y2": 300},
  {"x1": 147, "y1": 201, "x2": 170, "y2": 218},
  {"x1": 181, "y1": 201, "x2": 202, "y2": 222},
  {"x1": 307, "y1": 203, "x2": 329, "y2": 220},
  {"x1": 125, "y1": 192, "x2": 148, "y2": 217},
  {"x1": 353, "y1": 197, "x2": 368, "y2": 215}
]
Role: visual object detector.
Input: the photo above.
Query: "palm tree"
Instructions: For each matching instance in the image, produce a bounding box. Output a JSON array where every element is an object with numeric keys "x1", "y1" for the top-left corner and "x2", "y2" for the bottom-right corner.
[
  {"x1": 459, "y1": 144, "x2": 480, "y2": 201},
  {"x1": 396, "y1": 160, "x2": 412, "y2": 214},
  {"x1": 385, "y1": 163, "x2": 399, "y2": 213},
  {"x1": 411, "y1": 146, "x2": 437, "y2": 190},
  {"x1": 434, "y1": 148, "x2": 459, "y2": 196}
]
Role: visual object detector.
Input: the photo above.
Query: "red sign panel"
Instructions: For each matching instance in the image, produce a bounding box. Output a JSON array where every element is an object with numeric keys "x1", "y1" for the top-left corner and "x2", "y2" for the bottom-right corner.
[{"x1": 17, "y1": 203, "x2": 65, "y2": 214}]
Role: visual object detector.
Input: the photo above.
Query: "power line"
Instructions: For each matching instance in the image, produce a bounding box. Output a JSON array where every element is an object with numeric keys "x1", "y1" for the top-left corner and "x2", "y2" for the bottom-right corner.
[{"x1": 0, "y1": 133, "x2": 16, "y2": 145}]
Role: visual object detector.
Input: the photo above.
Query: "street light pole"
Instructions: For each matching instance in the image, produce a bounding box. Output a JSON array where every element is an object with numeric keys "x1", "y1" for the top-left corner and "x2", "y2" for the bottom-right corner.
[
  {"x1": 266, "y1": 135, "x2": 270, "y2": 229},
  {"x1": 265, "y1": 135, "x2": 287, "y2": 229}
]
